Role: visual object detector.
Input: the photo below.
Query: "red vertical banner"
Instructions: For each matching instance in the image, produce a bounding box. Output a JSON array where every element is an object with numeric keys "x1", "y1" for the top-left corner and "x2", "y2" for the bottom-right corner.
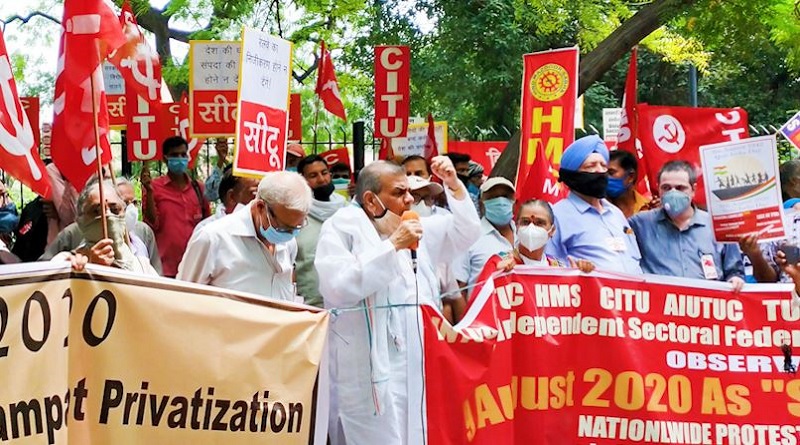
[
  {"x1": 638, "y1": 104, "x2": 749, "y2": 206},
  {"x1": 126, "y1": 90, "x2": 162, "y2": 162},
  {"x1": 518, "y1": 47, "x2": 579, "y2": 202},
  {"x1": 288, "y1": 93, "x2": 302, "y2": 141},
  {"x1": 374, "y1": 45, "x2": 410, "y2": 139},
  {"x1": 19, "y1": 97, "x2": 40, "y2": 149}
]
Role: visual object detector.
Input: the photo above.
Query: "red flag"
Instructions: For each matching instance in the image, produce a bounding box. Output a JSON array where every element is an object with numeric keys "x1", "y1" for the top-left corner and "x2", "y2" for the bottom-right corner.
[
  {"x1": 638, "y1": 104, "x2": 749, "y2": 207},
  {"x1": 315, "y1": 41, "x2": 347, "y2": 121},
  {"x1": 378, "y1": 138, "x2": 395, "y2": 161},
  {"x1": 0, "y1": 30, "x2": 51, "y2": 198},
  {"x1": 52, "y1": 0, "x2": 125, "y2": 190},
  {"x1": 319, "y1": 147, "x2": 350, "y2": 168},
  {"x1": 108, "y1": 0, "x2": 162, "y2": 103},
  {"x1": 423, "y1": 113, "x2": 438, "y2": 161},
  {"x1": 615, "y1": 47, "x2": 650, "y2": 196},
  {"x1": 518, "y1": 135, "x2": 568, "y2": 204}
]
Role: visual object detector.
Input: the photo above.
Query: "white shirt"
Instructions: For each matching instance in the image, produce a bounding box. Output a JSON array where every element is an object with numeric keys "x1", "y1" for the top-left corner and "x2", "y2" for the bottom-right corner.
[
  {"x1": 176, "y1": 202, "x2": 297, "y2": 301},
  {"x1": 454, "y1": 217, "x2": 516, "y2": 288},
  {"x1": 192, "y1": 203, "x2": 245, "y2": 237},
  {"x1": 315, "y1": 185, "x2": 481, "y2": 445}
]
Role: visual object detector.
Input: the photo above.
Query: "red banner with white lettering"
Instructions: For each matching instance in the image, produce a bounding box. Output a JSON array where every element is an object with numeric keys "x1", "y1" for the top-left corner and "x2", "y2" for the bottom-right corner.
[
  {"x1": 374, "y1": 45, "x2": 410, "y2": 139},
  {"x1": 20, "y1": 97, "x2": 40, "y2": 149},
  {"x1": 518, "y1": 47, "x2": 578, "y2": 203},
  {"x1": 448, "y1": 141, "x2": 507, "y2": 174},
  {"x1": 424, "y1": 265, "x2": 798, "y2": 445},
  {"x1": 178, "y1": 93, "x2": 206, "y2": 169},
  {"x1": 638, "y1": 104, "x2": 749, "y2": 206},
  {"x1": 125, "y1": 89, "x2": 162, "y2": 162},
  {"x1": 288, "y1": 93, "x2": 302, "y2": 141}
]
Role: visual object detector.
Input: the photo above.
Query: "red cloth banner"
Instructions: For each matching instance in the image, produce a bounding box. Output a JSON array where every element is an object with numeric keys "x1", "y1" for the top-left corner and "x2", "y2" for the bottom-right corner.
[
  {"x1": 319, "y1": 147, "x2": 350, "y2": 168},
  {"x1": 125, "y1": 89, "x2": 162, "y2": 162},
  {"x1": 638, "y1": 104, "x2": 749, "y2": 206},
  {"x1": 108, "y1": 0, "x2": 161, "y2": 103},
  {"x1": 448, "y1": 141, "x2": 507, "y2": 174},
  {"x1": 178, "y1": 93, "x2": 206, "y2": 169},
  {"x1": 518, "y1": 47, "x2": 579, "y2": 203},
  {"x1": 0, "y1": 31, "x2": 51, "y2": 198},
  {"x1": 288, "y1": 93, "x2": 302, "y2": 141},
  {"x1": 51, "y1": 0, "x2": 125, "y2": 190},
  {"x1": 374, "y1": 45, "x2": 410, "y2": 138},
  {"x1": 424, "y1": 267, "x2": 798, "y2": 445},
  {"x1": 20, "y1": 97, "x2": 40, "y2": 149}
]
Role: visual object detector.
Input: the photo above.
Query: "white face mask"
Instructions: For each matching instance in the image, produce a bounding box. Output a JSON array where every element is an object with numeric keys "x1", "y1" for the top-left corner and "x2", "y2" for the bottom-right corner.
[
  {"x1": 371, "y1": 195, "x2": 402, "y2": 236},
  {"x1": 411, "y1": 201, "x2": 433, "y2": 217},
  {"x1": 518, "y1": 223, "x2": 550, "y2": 251},
  {"x1": 124, "y1": 203, "x2": 139, "y2": 234}
]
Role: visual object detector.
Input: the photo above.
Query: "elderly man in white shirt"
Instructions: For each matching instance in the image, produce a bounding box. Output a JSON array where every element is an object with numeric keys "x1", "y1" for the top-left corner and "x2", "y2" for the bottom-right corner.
[
  {"x1": 315, "y1": 156, "x2": 481, "y2": 445},
  {"x1": 177, "y1": 171, "x2": 312, "y2": 301}
]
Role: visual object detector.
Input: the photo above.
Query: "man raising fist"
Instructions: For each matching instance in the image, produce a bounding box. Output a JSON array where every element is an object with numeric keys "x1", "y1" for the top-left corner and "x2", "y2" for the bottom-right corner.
[{"x1": 315, "y1": 156, "x2": 480, "y2": 445}]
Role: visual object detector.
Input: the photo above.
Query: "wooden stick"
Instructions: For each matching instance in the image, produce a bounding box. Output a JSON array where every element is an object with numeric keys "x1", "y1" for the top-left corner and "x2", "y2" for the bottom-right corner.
[{"x1": 90, "y1": 43, "x2": 108, "y2": 240}]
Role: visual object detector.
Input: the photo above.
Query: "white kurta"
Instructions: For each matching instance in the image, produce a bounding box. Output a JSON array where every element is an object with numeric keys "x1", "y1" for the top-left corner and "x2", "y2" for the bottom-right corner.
[
  {"x1": 176, "y1": 202, "x2": 297, "y2": 300},
  {"x1": 315, "y1": 185, "x2": 480, "y2": 445}
]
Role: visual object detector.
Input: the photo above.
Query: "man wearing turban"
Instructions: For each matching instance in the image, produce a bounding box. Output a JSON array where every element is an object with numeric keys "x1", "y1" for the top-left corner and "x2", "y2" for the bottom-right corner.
[{"x1": 545, "y1": 135, "x2": 643, "y2": 274}]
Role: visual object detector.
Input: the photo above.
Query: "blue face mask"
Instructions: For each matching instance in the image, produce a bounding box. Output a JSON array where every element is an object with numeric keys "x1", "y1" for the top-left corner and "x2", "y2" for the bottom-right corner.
[
  {"x1": 662, "y1": 189, "x2": 691, "y2": 218},
  {"x1": 0, "y1": 202, "x2": 19, "y2": 233},
  {"x1": 286, "y1": 167, "x2": 298, "y2": 173},
  {"x1": 467, "y1": 182, "x2": 480, "y2": 197},
  {"x1": 483, "y1": 197, "x2": 514, "y2": 226},
  {"x1": 259, "y1": 207, "x2": 300, "y2": 244},
  {"x1": 166, "y1": 157, "x2": 189, "y2": 174},
  {"x1": 606, "y1": 176, "x2": 630, "y2": 198}
]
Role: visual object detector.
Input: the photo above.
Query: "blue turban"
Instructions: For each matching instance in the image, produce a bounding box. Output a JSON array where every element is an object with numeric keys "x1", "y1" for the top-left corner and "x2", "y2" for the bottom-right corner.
[
  {"x1": 784, "y1": 198, "x2": 800, "y2": 209},
  {"x1": 559, "y1": 135, "x2": 609, "y2": 171}
]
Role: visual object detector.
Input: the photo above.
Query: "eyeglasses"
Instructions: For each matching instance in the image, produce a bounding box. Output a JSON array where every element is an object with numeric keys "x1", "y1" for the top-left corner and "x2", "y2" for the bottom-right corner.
[{"x1": 266, "y1": 205, "x2": 307, "y2": 234}]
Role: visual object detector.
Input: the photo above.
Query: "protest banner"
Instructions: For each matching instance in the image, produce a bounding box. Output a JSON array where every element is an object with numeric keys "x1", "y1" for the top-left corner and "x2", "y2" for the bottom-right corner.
[
  {"x1": 448, "y1": 141, "x2": 507, "y2": 173},
  {"x1": 390, "y1": 121, "x2": 447, "y2": 158},
  {"x1": 374, "y1": 45, "x2": 411, "y2": 139},
  {"x1": 233, "y1": 29, "x2": 293, "y2": 178},
  {"x1": 602, "y1": 108, "x2": 622, "y2": 145},
  {"x1": 125, "y1": 90, "x2": 162, "y2": 162},
  {"x1": 638, "y1": 104, "x2": 749, "y2": 207},
  {"x1": 288, "y1": 93, "x2": 302, "y2": 141},
  {"x1": 780, "y1": 111, "x2": 800, "y2": 152},
  {"x1": 189, "y1": 41, "x2": 241, "y2": 137},
  {"x1": 19, "y1": 97, "x2": 40, "y2": 149},
  {"x1": 700, "y1": 135, "x2": 786, "y2": 242},
  {"x1": 0, "y1": 262, "x2": 329, "y2": 444},
  {"x1": 517, "y1": 47, "x2": 578, "y2": 203},
  {"x1": 103, "y1": 62, "x2": 126, "y2": 129},
  {"x1": 424, "y1": 265, "x2": 799, "y2": 445}
]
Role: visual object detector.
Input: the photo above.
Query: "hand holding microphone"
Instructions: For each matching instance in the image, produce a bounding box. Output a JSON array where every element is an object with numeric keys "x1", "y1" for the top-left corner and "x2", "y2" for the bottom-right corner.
[{"x1": 389, "y1": 210, "x2": 423, "y2": 252}]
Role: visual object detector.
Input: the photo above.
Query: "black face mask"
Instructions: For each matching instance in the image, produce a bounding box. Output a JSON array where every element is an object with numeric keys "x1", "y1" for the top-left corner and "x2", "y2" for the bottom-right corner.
[
  {"x1": 559, "y1": 169, "x2": 608, "y2": 199},
  {"x1": 313, "y1": 182, "x2": 335, "y2": 201}
]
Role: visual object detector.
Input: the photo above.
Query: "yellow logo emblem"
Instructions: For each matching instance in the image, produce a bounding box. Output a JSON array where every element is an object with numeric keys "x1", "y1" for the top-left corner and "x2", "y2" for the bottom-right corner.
[{"x1": 530, "y1": 63, "x2": 569, "y2": 102}]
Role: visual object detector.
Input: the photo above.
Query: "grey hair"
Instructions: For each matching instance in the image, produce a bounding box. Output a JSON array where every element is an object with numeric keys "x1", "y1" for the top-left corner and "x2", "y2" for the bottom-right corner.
[
  {"x1": 77, "y1": 179, "x2": 124, "y2": 218},
  {"x1": 657, "y1": 160, "x2": 697, "y2": 185},
  {"x1": 257, "y1": 171, "x2": 312, "y2": 213},
  {"x1": 518, "y1": 199, "x2": 555, "y2": 225},
  {"x1": 354, "y1": 161, "x2": 405, "y2": 205},
  {"x1": 113, "y1": 176, "x2": 132, "y2": 188}
]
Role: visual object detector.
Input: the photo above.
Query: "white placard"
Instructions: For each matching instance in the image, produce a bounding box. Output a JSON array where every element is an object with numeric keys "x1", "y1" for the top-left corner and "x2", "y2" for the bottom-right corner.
[{"x1": 190, "y1": 41, "x2": 241, "y2": 92}]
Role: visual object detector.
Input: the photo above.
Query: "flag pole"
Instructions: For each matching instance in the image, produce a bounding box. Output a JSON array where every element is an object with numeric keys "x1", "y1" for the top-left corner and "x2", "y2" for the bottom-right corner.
[
  {"x1": 91, "y1": 41, "x2": 109, "y2": 240},
  {"x1": 313, "y1": 41, "x2": 323, "y2": 151}
]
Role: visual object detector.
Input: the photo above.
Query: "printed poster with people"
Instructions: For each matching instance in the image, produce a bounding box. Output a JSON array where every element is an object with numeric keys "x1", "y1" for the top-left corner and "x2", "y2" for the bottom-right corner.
[{"x1": 699, "y1": 135, "x2": 786, "y2": 243}]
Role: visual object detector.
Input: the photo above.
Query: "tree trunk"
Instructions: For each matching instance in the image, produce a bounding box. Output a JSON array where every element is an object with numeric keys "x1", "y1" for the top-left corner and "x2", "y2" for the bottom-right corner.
[{"x1": 490, "y1": 0, "x2": 699, "y2": 181}]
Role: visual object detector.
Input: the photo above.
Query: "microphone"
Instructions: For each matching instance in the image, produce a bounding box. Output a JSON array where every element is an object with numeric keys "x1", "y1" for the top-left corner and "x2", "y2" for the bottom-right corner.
[{"x1": 402, "y1": 210, "x2": 420, "y2": 272}]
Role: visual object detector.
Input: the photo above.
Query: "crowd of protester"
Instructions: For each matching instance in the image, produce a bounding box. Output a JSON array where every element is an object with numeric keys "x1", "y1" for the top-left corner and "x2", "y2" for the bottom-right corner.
[{"x1": 3, "y1": 134, "x2": 800, "y2": 444}]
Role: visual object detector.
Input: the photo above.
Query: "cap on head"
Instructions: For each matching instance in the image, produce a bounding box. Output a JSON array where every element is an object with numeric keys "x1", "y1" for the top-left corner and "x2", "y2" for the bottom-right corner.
[
  {"x1": 480, "y1": 177, "x2": 516, "y2": 194},
  {"x1": 560, "y1": 135, "x2": 609, "y2": 171},
  {"x1": 287, "y1": 144, "x2": 305, "y2": 158},
  {"x1": 408, "y1": 175, "x2": 444, "y2": 196}
]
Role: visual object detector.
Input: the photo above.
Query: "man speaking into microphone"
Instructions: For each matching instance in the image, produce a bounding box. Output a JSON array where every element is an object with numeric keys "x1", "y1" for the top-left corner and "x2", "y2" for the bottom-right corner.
[{"x1": 315, "y1": 156, "x2": 480, "y2": 445}]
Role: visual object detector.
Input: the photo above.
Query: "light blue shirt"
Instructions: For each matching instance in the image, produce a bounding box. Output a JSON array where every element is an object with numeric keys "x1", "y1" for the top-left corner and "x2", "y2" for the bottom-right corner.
[
  {"x1": 454, "y1": 217, "x2": 515, "y2": 288},
  {"x1": 546, "y1": 192, "x2": 642, "y2": 274},
  {"x1": 629, "y1": 208, "x2": 744, "y2": 281},
  {"x1": 204, "y1": 166, "x2": 224, "y2": 202}
]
